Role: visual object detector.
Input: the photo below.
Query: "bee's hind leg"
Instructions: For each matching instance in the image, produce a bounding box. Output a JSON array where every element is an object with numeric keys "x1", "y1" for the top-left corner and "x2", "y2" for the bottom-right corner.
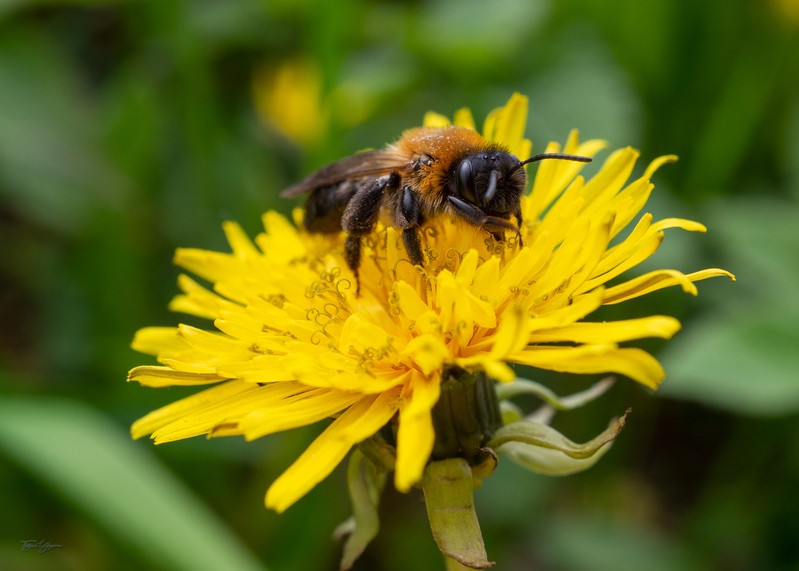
[
  {"x1": 344, "y1": 235, "x2": 363, "y2": 296},
  {"x1": 342, "y1": 172, "x2": 401, "y2": 295}
]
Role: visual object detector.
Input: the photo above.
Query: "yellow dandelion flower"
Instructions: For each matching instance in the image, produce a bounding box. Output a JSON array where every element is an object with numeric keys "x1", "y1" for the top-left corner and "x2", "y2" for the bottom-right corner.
[
  {"x1": 252, "y1": 58, "x2": 328, "y2": 147},
  {"x1": 128, "y1": 93, "x2": 733, "y2": 518}
]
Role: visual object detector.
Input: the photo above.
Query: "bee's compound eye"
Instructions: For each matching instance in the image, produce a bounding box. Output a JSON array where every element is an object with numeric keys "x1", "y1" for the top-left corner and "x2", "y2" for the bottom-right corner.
[{"x1": 457, "y1": 159, "x2": 477, "y2": 203}]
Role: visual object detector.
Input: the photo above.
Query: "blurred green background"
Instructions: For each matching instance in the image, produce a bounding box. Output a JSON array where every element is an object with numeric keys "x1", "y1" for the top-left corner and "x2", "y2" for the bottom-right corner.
[{"x1": 1, "y1": 1, "x2": 798, "y2": 570}]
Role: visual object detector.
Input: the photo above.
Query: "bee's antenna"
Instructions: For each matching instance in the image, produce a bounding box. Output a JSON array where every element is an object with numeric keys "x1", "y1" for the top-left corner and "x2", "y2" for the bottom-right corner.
[{"x1": 510, "y1": 153, "x2": 592, "y2": 175}]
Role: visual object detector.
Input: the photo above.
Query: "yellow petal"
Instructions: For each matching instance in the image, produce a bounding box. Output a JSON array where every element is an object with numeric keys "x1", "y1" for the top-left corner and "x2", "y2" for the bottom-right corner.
[
  {"x1": 239, "y1": 389, "x2": 363, "y2": 439},
  {"x1": 266, "y1": 390, "x2": 399, "y2": 512},
  {"x1": 578, "y1": 230, "x2": 663, "y2": 293},
  {"x1": 169, "y1": 274, "x2": 241, "y2": 319},
  {"x1": 455, "y1": 355, "x2": 516, "y2": 383},
  {"x1": 394, "y1": 372, "x2": 439, "y2": 491},
  {"x1": 602, "y1": 268, "x2": 734, "y2": 305},
  {"x1": 339, "y1": 313, "x2": 395, "y2": 355},
  {"x1": 256, "y1": 210, "x2": 307, "y2": 263},
  {"x1": 412, "y1": 310, "x2": 444, "y2": 336},
  {"x1": 173, "y1": 248, "x2": 241, "y2": 285},
  {"x1": 395, "y1": 280, "x2": 430, "y2": 321},
  {"x1": 486, "y1": 304, "x2": 529, "y2": 360},
  {"x1": 530, "y1": 316, "x2": 682, "y2": 344},
  {"x1": 509, "y1": 345, "x2": 666, "y2": 389},
  {"x1": 471, "y1": 255, "x2": 500, "y2": 298},
  {"x1": 151, "y1": 384, "x2": 311, "y2": 443},
  {"x1": 159, "y1": 358, "x2": 219, "y2": 374},
  {"x1": 131, "y1": 327, "x2": 187, "y2": 356},
  {"x1": 455, "y1": 249, "x2": 479, "y2": 284},
  {"x1": 463, "y1": 291, "x2": 497, "y2": 330},
  {"x1": 453, "y1": 107, "x2": 476, "y2": 130},
  {"x1": 177, "y1": 324, "x2": 251, "y2": 356},
  {"x1": 581, "y1": 147, "x2": 639, "y2": 209},
  {"x1": 402, "y1": 334, "x2": 451, "y2": 375},
  {"x1": 127, "y1": 366, "x2": 225, "y2": 388},
  {"x1": 526, "y1": 133, "x2": 605, "y2": 221},
  {"x1": 644, "y1": 154, "x2": 679, "y2": 180},
  {"x1": 435, "y1": 270, "x2": 458, "y2": 332},
  {"x1": 590, "y1": 213, "x2": 654, "y2": 277},
  {"x1": 483, "y1": 93, "x2": 531, "y2": 159},
  {"x1": 423, "y1": 111, "x2": 451, "y2": 128},
  {"x1": 223, "y1": 221, "x2": 259, "y2": 257},
  {"x1": 130, "y1": 380, "x2": 256, "y2": 438}
]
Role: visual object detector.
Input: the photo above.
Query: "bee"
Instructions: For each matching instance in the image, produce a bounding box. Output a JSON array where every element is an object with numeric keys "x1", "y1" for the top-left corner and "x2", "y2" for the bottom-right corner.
[{"x1": 282, "y1": 125, "x2": 591, "y2": 294}]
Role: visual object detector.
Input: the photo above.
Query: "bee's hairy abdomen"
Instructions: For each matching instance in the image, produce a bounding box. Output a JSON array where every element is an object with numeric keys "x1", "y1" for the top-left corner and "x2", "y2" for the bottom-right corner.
[{"x1": 303, "y1": 180, "x2": 361, "y2": 233}]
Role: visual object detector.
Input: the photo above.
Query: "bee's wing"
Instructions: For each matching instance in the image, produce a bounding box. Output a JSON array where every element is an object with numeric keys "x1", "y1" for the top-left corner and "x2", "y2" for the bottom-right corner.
[{"x1": 281, "y1": 150, "x2": 409, "y2": 197}]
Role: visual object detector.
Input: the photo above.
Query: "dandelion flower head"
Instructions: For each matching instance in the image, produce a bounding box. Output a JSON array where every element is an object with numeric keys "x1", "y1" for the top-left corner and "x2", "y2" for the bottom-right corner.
[{"x1": 128, "y1": 94, "x2": 733, "y2": 513}]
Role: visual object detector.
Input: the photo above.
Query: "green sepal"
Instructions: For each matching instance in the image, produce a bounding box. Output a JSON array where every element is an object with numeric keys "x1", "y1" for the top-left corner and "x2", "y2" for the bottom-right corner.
[
  {"x1": 358, "y1": 433, "x2": 397, "y2": 472},
  {"x1": 430, "y1": 368, "x2": 503, "y2": 464},
  {"x1": 498, "y1": 400, "x2": 523, "y2": 425},
  {"x1": 333, "y1": 449, "x2": 387, "y2": 570},
  {"x1": 494, "y1": 376, "x2": 615, "y2": 410},
  {"x1": 488, "y1": 409, "x2": 630, "y2": 476},
  {"x1": 422, "y1": 458, "x2": 494, "y2": 569}
]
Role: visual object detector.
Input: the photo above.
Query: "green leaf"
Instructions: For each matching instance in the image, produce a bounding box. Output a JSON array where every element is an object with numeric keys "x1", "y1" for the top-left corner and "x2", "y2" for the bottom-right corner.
[
  {"x1": 0, "y1": 0, "x2": 117, "y2": 18},
  {"x1": 788, "y1": 98, "x2": 799, "y2": 201},
  {"x1": 0, "y1": 28, "x2": 128, "y2": 234},
  {"x1": 408, "y1": 0, "x2": 549, "y2": 74},
  {"x1": 0, "y1": 396, "x2": 267, "y2": 571},
  {"x1": 660, "y1": 309, "x2": 799, "y2": 416},
  {"x1": 685, "y1": 39, "x2": 786, "y2": 192},
  {"x1": 489, "y1": 410, "x2": 628, "y2": 475},
  {"x1": 422, "y1": 458, "x2": 493, "y2": 569},
  {"x1": 334, "y1": 449, "x2": 387, "y2": 570},
  {"x1": 660, "y1": 196, "x2": 799, "y2": 415},
  {"x1": 539, "y1": 514, "x2": 700, "y2": 571},
  {"x1": 526, "y1": 29, "x2": 643, "y2": 151}
]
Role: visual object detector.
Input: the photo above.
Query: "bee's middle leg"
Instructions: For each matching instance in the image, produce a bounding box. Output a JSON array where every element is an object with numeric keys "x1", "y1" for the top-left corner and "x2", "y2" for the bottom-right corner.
[{"x1": 396, "y1": 185, "x2": 424, "y2": 266}]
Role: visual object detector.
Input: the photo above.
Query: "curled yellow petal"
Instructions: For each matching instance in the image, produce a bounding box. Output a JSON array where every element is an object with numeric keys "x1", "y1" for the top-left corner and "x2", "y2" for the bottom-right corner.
[{"x1": 603, "y1": 268, "x2": 735, "y2": 305}]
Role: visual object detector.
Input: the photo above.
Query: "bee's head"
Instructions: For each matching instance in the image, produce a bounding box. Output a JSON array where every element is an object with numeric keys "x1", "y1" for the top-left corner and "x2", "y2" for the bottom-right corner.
[
  {"x1": 454, "y1": 150, "x2": 592, "y2": 213},
  {"x1": 454, "y1": 151, "x2": 526, "y2": 213}
]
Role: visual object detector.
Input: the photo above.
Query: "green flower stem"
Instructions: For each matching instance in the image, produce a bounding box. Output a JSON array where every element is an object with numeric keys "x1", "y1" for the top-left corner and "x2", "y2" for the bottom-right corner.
[
  {"x1": 446, "y1": 555, "x2": 479, "y2": 570},
  {"x1": 423, "y1": 458, "x2": 494, "y2": 569}
]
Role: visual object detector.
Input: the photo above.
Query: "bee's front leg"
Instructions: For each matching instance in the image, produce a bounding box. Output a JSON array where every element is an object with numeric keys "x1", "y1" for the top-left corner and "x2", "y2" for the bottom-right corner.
[
  {"x1": 342, "y1": 172, "x2": 401, "y2": 294},
  {"x1": 447, "y1": 195, "x2": 520, "y2": 241}
]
